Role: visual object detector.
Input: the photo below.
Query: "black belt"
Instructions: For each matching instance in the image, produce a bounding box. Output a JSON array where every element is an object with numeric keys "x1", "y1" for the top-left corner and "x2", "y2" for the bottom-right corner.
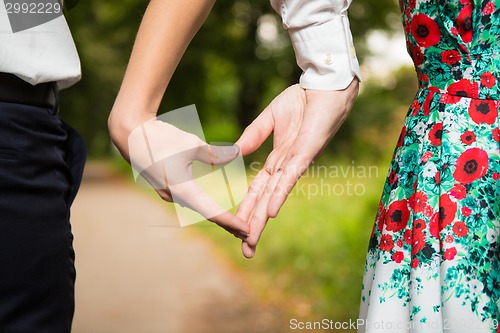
[{"x1": 0, "y1": 73, "x2": 57, "y2": 109}]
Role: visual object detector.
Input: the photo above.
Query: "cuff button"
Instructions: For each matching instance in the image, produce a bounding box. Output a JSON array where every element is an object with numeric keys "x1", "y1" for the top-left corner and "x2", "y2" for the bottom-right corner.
[{"x1": 324, "y1": 53, "x2": 333, "y2": 65}]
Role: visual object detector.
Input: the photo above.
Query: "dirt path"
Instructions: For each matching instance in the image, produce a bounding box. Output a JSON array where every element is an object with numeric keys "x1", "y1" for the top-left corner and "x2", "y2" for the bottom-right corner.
[{"x1": 70, "y1": 161, "x2": 287, "y2": 333}]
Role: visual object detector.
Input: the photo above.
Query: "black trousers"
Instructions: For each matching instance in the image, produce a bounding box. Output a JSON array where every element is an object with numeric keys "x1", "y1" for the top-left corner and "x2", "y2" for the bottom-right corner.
[{"x1": 0, "y1": 101, "x2": 86, "y2": 333}]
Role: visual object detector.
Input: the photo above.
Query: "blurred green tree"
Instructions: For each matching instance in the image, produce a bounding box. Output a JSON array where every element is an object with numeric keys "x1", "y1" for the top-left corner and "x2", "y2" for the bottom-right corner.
[{"x1": 60, "y1": 0, "x2": 414, "y2": 160}]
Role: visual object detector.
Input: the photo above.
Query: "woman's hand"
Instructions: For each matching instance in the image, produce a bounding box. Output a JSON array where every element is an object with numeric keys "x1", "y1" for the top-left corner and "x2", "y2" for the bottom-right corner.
[{"x1": 236, "y1": 79, "x2": 359, "y2": 258}]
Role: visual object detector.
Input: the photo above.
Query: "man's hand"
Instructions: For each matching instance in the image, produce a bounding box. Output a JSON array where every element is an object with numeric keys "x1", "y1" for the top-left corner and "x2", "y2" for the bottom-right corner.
[{"x1": 236, "y1": 79, "x2": 359, "y2": 258}]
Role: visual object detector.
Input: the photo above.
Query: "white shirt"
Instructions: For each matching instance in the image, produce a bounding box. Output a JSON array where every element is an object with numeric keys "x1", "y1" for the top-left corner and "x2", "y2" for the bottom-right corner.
[
  {"x1": 0, "y1": 6, "x2": 80, "y2": 89},
  {"x1": 271, "y1": 0, "x2": 362, "y2": 90}
]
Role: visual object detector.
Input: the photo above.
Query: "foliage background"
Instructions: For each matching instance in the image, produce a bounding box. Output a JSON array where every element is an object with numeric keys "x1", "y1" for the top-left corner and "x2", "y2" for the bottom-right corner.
[{"x1": 61, "y1": 0, "x2": 417, "y2": 160}]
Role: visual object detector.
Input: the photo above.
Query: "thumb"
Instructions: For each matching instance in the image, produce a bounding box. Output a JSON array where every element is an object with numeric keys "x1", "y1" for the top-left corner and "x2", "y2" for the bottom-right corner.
[
  {"x1": 235, "y1": 107, "x2": 274, "y2": 156},
  {"x1": 241, "y1": 241, "x2": 256, "y2": 259},
  {"x1": 195, "y1": 144, "x2": 240, "y2": 165}
]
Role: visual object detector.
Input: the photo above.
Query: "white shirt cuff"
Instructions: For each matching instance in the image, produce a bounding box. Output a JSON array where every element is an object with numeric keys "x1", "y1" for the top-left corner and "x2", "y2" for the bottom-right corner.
[{"x1": 288, "y1": 17, "x2": 362, "y2": 90}]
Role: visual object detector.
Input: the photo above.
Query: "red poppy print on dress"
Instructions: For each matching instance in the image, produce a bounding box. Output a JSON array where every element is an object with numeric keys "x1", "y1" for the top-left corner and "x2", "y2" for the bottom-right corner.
[
  {"x1": 429, "y1": 214, "x2": 440, "y2": 238},
  {"x1": 460, "y1": 130, "x2": 476, "y2": 145},
  {"x1": 411, "y1": 14, "x2": 440, "y2": 47},
  {"x1": 453, "y1": 148, "x2": 489, "y2": 184},
  {"x1": 457, "y1": 5, "x2": 473, "y2": 43},
  {"x1": 439, "y1": 194, "x2": 457, "y2": 230},
  {"x1": 461, "y1": 206, "x2": 472, "y2": 217},
  {"x1": 450, "y1": 183, "x2": 467, "y2": 200},
  {"x1": 447, "y1": 79, "x2": 478, "y2": 98},
  {"x1": 423, "y1": 90, "x2": 435, "y2": 114},
  {"x1": 482, "y1": 1, "x2": 495, "y2": 15},
  {"x1": 443, "y1": 247, "x2": 457, "y2": 260},
  {"x1": 428, "y1": 123, "x2": 443, "y2": 145},
  {"x1": 392, "y1": 251, "x2": 404, "y2": 263},
  {"x1": 413, "y1": 191, "x2": 428, "y2": 213},
  {"x1": 441, "y1": 50, "x2": 462, "y2": 65},
  {"x1": 410, "y1": 258, "x2": 419, "y2": 269},
  {"x1": 421, "y1": 151, "x2": 433, "y2": 162},
  {"x1": 409, "y1": 45, "x2": 425, "y2": 67},
  {"x1": 452, "y1": 222, "x2": 469, "y2": 237},
  {"x1": 380, "y1": 234, "x2": 395, "y2": 252},
  {"x1": 414, "y1": 219, "x2": 427, "y2": 232},
  {"x1": 480, "y1": 72, "x2": 496, "y2": 88},
  {"x1": 385, "y1": 200, "x2": 410, "y2": 232},
  {"x1": 468, "y1": 100, "x2": 498, "y2": 124},
  {"x1": 493, "y1": 128, "x2": 500, "y2": 142},
  {"x1": 412, "y1": 230, "x2": 426, "y2": 255},
  {"x1": 404, "y1": 229, "x2": 412, "y2": 245}
]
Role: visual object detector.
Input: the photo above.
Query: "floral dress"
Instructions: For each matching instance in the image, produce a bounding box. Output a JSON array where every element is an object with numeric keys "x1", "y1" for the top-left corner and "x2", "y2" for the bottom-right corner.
[{"x1": 359, "y1": 0, "x2": 500, "y2": 332}]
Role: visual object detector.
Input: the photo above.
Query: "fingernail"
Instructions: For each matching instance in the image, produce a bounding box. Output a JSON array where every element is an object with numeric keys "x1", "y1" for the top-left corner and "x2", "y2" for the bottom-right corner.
[
  {"x1": 221, "y1": 145, "x2": 239, "y2": 156},
  {"x1": 230, "y1": 145, "x2": 240, "y2": 155}
]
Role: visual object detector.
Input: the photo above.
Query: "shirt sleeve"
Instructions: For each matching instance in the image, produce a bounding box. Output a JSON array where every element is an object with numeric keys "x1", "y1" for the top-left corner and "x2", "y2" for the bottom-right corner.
[{"x1": 270, "y1": 0, "x2": 362, "y2": 90}]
